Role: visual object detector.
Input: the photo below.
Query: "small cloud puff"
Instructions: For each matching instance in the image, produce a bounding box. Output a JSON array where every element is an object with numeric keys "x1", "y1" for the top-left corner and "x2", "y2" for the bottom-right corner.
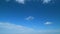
[
  {"x1": 44, "y1": 22, "x2": 52, "y2": 25},
  {"x1": 15, "y1": 0, "x2": 25, "y2": 4},
  {"x1": 42, "y1": 0, "x2": 51, "y2": 4},
  {"x1": 25, "y1": 16, "x2": 34, "y2": 21}
]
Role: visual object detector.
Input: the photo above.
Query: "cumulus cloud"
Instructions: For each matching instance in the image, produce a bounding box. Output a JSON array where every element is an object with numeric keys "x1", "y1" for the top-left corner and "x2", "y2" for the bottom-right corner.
[
  {"x1": 44, "y1": 22, "x2": 52, "y2": 25},
  {"x1": 42, "y1": 0, "x2": 51, "y2": 4},
  {"x1": 0, "y1": 22, "x2": 60, "y2": 34},
  {"x1": 25, "y1": 16, "x2": 34, "y2": 21}
]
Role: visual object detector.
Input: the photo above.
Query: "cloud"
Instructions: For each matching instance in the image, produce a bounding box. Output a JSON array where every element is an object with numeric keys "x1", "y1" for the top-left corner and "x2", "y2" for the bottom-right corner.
[
  {"x1": 15, "y1": 0, "x2": 25, "y2": 4},
  {"x1": 15, "y1": 0, "x2": 51, "y2": 4},
  {"x1": 5, "y1": 0, "x2": 25, "y2": 4},
  {"x1": 25, "y1": 16, "x2": 34, "y2": 21},
  {"x1": 44, "y1": 22, "x2": 52, "y2": 25},
  {"x1": 0, "y1": 22, "x2": 60, "y2": 34},
  {"x1": 5, "y1": 0, "x2": 54, "y2": 4},
  {"x1": 42, "y1": 0, "x2": 51, "y2": 4},
  {"x1": 0, "y1": 22, "x2": 35, "y2": 34}
]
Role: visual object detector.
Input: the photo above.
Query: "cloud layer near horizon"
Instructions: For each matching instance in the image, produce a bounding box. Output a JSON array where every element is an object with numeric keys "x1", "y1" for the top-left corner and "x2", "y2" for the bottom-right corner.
[{"x1": 0, "y1": 22, "x2": 60, "y2": 34}]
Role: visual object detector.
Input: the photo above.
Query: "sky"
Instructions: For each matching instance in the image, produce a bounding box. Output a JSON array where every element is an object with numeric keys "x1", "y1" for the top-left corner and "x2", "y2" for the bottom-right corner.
[{"x1": 0, "y1": 0, "x2": 60, "y2": 34}]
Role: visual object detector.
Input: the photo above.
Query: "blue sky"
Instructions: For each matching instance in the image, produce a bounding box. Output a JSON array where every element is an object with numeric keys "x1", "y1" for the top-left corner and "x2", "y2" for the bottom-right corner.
[{"x1": 0, "y1": 0, "x2": 60, "y2": 34}]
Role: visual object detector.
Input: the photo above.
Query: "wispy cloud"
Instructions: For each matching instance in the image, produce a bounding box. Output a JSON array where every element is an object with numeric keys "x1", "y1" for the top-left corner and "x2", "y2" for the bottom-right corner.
[
  {"x1": 44, "y1": 22, "x2": 52, "y2": 25},
  {"x1": 5, "y1": 0, "x2": 54, "y2": 4},
  {"x1": 0, "y1": 22, "x2": 34, "y2": 34},
  {"x1": 0, "y1": 22, "x2": 60, "y2": 34},
  {"x1": 15, "y1": 0, "x2": 25, "y2": 4},
  {"x1": 25, "y1": 16, "x2": 34, "y2": 21},
  {"x1": 42, "y1": 0, "x2": 51, "y2": 4}
]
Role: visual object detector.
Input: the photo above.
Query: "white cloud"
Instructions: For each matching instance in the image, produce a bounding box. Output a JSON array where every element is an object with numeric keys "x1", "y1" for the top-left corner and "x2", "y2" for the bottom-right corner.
[
  {"x1": 42, "y1": 0, "x2": 51, "y2": 4},
  {"x1": 44, "y1": 22, "x2": 52, "y2": 25},
  {"x1": 15, "y1": 0, "x2": 51, "y2": 4},
  {"x1": 0, "y1": 22, "x2": 35, "y2": 34},
  {"x1": 25, "y1": 16, "x2": 34, "y2": 21},
  {"x1": 15, "y1": 0, "x2": 25, "y2": 4},
  {"x1": 0, "y1": 22, "x2": 60, "y2": 34},
  {"x1": 5, "y1": 0, "x2": 54, "y2": 4}
]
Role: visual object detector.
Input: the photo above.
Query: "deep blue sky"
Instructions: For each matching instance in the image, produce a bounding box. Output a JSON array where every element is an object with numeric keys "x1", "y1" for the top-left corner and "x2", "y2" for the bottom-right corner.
[{"x1": 0, "y1": 0, "x2": 60, "y2": 31}]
